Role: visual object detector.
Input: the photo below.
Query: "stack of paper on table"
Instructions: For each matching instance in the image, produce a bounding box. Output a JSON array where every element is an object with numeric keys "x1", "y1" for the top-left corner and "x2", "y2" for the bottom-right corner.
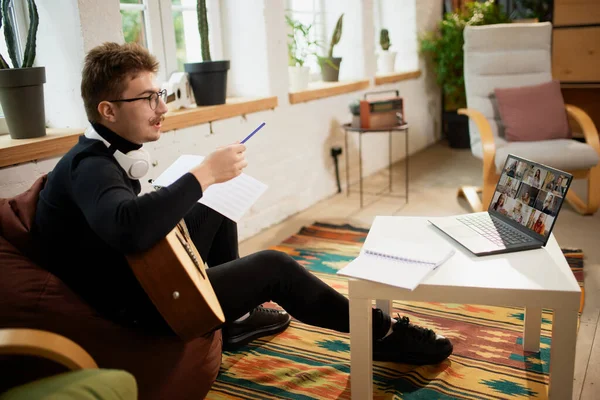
[
  {"x1": 337, "y1": 239, "x2": 455, "y2": 290},
  {"x1": 152, "y1": 155, "x2": 268, "y2": 222}
]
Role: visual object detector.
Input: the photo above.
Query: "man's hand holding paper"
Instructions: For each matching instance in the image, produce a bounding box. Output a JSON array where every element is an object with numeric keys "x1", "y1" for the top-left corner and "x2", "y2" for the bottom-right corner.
[{"x1": 191, "y1": 143, "x2": 248, "y2": 191}]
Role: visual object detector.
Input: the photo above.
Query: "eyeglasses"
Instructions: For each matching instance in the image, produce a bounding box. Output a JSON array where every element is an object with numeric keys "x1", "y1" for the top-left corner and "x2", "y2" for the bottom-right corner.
[{"x1": 109, "y1": 89, "x2": 167, "y2": 110}]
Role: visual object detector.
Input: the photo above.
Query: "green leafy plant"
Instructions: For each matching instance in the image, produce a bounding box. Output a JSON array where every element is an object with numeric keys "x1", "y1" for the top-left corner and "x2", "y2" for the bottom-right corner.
[
  {"x1": 508, "y1": 0, "x2": 552, "y2": 21},
  {"x1": 419, "y1": 0, "x2": 509, "y2": 110},
  {"x1": 348, "y1": 99, "x2": 360, "y2": 116},
  {"x1": 197, "y1": 0, "x2": 211, "y2": 61},
  {"x1": 0, "y1": 0, "x2": 39, "y2": 69},
  {"x1": 380, "y1": 28, "x2": 391, "y2": 51},
  {"x1": 286, "y1": 14, "x2": 319, "y2": 67}
]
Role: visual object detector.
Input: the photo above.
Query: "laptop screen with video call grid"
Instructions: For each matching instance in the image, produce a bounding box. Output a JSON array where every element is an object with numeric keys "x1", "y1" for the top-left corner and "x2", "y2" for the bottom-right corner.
[{"x1": 488, "y1": 155, "x2": 572, "y2": 238}]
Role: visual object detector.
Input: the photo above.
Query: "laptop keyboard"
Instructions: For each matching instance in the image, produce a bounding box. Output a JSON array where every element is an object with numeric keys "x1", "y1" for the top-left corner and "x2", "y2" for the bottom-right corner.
[{"x1": 457, "y1": 214, "x2": 533, "y2": 247}]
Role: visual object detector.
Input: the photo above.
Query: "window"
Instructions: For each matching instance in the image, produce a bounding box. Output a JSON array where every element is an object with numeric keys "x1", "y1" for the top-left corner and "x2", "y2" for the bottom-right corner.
[
  {"x1": 285, "y1": 0, "x2": 327, "y2": 80},
  {"x1": 120, "y1": 0, "x2": 149, "y2": 48},
  {"x1": 119, "y1": 0, "x2": 222, "y2": 81},
  {"x1": 171, "y1": 0, "x2": 202, "y2": 72},
  {"x1": 374, "y1": 0, "x2": 418, "y2": 73}
]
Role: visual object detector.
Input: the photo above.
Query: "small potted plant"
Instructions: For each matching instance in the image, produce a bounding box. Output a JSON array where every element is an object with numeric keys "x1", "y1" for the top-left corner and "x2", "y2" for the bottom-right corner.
[
  {"x1": 184, "y1": 0, "x2": 229, "y2": 106},
  {"x1": 348, "y1": 99, "x2": 361, "y2": 128},
  {"x1": 0, "y1": 0, "x2": 45, "y2": 139},
  {"x1": 286, "y1": 15, "x2": 318, "y2": 92},
  {"x1": 318, "y1": 13, "x2": 344, "y2": 82},
  {"x1": 377, "y1": 28, "x2": 396, "y2": 74}
]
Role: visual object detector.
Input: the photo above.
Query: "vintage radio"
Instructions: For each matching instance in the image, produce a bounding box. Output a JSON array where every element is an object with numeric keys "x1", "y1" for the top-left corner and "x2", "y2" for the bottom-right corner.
[{"x1": 357, "y1": 90, "x2": 405, "y2": 130}]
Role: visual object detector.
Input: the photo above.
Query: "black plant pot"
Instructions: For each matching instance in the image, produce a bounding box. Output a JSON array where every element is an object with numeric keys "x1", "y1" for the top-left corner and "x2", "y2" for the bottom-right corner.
[
  {"x1": 184, "y1": 60, "x2": 230, "y2": 106},
  {"x1": 319, "y1": 57, "x2": 342, "y2": 82},
  {"x1": 443, "y1": 110, "x2": 471, "y2": 149},
  {"x1": 0, "y1": 66, "x2": 46, "y2": 139}
]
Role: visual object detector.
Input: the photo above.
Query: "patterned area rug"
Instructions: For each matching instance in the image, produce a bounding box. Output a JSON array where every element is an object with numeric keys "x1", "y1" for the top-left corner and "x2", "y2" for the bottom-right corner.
[{"x1": 206, "y1": 222, "x2": 585, "y2": 399}]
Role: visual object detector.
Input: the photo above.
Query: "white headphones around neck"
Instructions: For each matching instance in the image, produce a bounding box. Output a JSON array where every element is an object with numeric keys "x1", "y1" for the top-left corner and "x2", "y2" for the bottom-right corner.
[{"x1": 84, "y1": 126, "x2": 150, "y2": 180}]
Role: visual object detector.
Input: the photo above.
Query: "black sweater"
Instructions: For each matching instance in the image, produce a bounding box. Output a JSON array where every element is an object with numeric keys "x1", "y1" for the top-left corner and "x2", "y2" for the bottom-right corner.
[{"x1": 34, "y1": 132, "x2": 203, "y2": 329}]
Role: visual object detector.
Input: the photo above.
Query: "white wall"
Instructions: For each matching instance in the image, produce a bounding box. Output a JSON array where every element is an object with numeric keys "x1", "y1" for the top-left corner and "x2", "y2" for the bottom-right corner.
[{"x1": 0, "y1": 0, "x2": 442, "y2": 241}]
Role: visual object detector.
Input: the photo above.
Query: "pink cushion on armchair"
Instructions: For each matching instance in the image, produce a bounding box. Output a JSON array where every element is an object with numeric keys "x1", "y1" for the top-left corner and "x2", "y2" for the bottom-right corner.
[{"x1": 494, "y1": 80, "x2": 571, "y2": 142}]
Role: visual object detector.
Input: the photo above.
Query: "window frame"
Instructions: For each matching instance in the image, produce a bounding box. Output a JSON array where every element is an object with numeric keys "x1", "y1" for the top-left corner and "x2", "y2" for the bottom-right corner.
[
  {"x1": 373, "y1": 0, "x2": 419, "y2": 74},
  {"x1": 119, "y1": 0, "x2": 224, "y2": 83},
  {"x1": 285, "y1": 0, "x2": 327, "y2": 82}
]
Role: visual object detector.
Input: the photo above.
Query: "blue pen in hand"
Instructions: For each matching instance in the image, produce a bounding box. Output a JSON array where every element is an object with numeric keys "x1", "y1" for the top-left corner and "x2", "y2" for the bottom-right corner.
[{"x1": 240, "y1": 122, "x2": 266, "y2": 144}]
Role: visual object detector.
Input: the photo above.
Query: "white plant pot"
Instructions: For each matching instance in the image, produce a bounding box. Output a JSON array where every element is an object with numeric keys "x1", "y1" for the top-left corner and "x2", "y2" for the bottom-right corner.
[
  {"x1": 288, "y1": 66, "x2": 310, "y2": 92},
  {"x1": 377, "y1": 51, "x2": 397, "y2": 74}
]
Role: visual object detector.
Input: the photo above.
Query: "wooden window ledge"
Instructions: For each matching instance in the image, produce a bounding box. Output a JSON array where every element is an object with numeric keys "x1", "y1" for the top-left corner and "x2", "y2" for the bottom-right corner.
[
  {"x1": 0, "y1": 129, "x2": 82, "y2": 168},
  {"x1": 375, "y1": 70, "x2": 422, "y2": 86},
  {"x1": 0, "y1": 97, "x2": 278, "y2": 168},
  {"x1": 289, "y1": 79, "x2": 370, "y2": 104}
]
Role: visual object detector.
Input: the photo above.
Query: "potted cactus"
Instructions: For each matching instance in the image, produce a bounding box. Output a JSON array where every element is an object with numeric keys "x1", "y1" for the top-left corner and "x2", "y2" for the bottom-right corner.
[
  {"x1": 183, "y1": 0, "x2": 229, "y2": 106},
  {"x1": 377, "y1": 28, "x2": 396, "y2": 74},
  {"x1": 318, "y1": 13, "x2": 344, "y2": 82},
  {"x1": 0, "y1": 0, "x2": 45, "y2": 139}
]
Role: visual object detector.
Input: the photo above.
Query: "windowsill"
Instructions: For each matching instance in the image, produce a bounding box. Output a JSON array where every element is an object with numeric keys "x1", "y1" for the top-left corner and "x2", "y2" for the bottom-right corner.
[
  {"x1": 288, "y1": 79, "x2": 370, "y2": 104},
  {"x1": 0, "y1": 128, "x2": 83, "y2": 168},
  {"x1": 0, "y1": 97, "x2": 278, "y2": 168},
  {"x1": 374, "y1": 70, "x2": 422, "y2": 86}
]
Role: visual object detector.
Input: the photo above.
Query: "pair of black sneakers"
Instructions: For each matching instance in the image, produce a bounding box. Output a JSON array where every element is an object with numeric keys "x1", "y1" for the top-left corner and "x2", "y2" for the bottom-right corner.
[{"x1": 221, "y1": 306, "x2": 453, "y2": 365}]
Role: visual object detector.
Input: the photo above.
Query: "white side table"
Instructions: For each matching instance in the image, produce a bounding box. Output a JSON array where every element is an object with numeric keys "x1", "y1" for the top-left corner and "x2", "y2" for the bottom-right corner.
[{"x1": 348, "y1": 216, "x2": 580, "y2": 399}]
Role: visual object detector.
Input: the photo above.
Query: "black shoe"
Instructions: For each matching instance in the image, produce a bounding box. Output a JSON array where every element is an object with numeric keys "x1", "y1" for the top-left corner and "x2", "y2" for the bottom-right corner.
[
  {"x1": 222, "y1": 305, "x2": 291, "y2": 351},
  {"x1": 373, "y1": 314, "x2": 453, "y2": 365}
]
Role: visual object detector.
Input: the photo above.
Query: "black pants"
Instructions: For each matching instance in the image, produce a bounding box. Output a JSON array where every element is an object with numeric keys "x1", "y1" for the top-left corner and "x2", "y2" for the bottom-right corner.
[{"x1": 184, "y1": 204, "x2": 390, "y2": 339}]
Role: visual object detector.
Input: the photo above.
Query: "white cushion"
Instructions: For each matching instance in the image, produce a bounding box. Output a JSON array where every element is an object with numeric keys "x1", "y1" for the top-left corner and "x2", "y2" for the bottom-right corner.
[
  {"x1": 463, "y1": 22, "x2": 553, "y2": 159},
  {"x1": 495, "y1": 139, "x2": 600, "y2": 173}
]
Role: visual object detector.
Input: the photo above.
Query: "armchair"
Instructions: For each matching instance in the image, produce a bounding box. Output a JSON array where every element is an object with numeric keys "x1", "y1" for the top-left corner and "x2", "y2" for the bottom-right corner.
[{"x1": 457, "y1": 22, "x2": 600, "y2": 215}]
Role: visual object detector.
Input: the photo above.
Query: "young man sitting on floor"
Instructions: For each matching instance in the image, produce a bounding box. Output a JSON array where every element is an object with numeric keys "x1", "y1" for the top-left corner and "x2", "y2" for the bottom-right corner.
[{"x1": 32, "y1": 42, "x2": 453, "y2": 364}]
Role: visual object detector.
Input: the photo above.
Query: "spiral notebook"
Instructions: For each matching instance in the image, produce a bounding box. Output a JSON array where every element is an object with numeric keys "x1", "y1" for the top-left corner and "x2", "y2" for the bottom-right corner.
[{"x1": 337, "y1": 239, "x2": 455, "y2": 290}]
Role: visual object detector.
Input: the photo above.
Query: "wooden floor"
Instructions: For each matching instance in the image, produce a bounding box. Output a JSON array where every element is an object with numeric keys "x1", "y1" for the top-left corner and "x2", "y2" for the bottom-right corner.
[{"x1": 240, "y1": 141, "x2": 600, "y2": 400}]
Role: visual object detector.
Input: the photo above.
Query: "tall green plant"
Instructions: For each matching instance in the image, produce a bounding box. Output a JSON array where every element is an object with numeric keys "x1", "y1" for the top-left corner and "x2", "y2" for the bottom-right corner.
[
  {"x1": 419, "y1": 0, "x2": 509, "y2": 110},
  {"x1": 327, "y1": 13, "x2": 343, "y2": 58},
  {"x1": 197, "y1": 0, "x2": 211, "y2": 62},
  {"x1": 0, "y1": 0, "x2": 39, "y2": 69}
]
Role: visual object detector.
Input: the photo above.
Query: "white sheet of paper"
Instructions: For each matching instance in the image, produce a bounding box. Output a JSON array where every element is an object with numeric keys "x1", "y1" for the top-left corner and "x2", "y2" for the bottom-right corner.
[
  {"x1": 337, "y1": 251, "x2": 437, "y2": 290},
  {"x1": 152, "y1": 155, "x2": 268, "y2": 222}
]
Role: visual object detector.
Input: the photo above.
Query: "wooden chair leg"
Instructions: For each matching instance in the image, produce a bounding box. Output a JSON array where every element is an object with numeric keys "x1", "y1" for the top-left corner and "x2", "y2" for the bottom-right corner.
[
  {"x1": 458, "y1": 168, "x2": 498, "y2": 213},
  {"x1": 566, "y1": 166, "x2": 600, "y2": 215},
  {"x1": 482, "y1": 172, "x2": 498, "y2": 211},
  {"x1": 458, "y1": 186, "x2": 483, "y2": 212}
]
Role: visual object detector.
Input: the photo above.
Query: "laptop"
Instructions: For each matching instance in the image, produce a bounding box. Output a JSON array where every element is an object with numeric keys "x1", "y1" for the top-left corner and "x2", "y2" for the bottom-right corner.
[{"x1": 429, "y1": 154, "x2": 573, "y2": 256}]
